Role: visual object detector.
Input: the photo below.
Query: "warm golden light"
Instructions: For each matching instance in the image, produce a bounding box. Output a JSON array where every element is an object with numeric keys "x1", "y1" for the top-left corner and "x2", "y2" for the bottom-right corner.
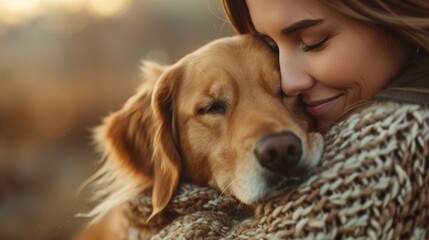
[
  {"x1": 0, "y1": 0, "x2": 42, "y2": 25},
  {"x1": 56, "y1": 0, "x2": 87, "y2": 13},
  {"x1": 87, "y1": 0, "x2": 131, "y2": 18},
  {"x1": 0, "y1": 0, "x2": 132, "y2": 26}
]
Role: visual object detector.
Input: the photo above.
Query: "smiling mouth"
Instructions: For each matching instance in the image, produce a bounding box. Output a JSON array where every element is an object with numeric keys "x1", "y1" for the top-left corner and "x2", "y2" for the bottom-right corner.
[{"x1": 304, "y1": 94, "x2": 344, "y2": 116}]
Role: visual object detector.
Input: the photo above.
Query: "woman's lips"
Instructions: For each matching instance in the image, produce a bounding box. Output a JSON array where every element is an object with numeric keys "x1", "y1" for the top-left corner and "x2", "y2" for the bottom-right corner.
[{"x1": 304, "y1": 94, "x2": 344, "y2": 116}]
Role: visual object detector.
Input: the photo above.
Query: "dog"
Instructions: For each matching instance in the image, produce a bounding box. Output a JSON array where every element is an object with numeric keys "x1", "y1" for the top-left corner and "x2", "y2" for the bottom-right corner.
[{"x1": 77, "y1": 34, "x2": 323, "y2": 239}]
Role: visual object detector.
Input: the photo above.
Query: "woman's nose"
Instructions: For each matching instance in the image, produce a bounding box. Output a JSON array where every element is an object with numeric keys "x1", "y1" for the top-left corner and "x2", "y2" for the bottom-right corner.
[{"x1": 279, "y1": 52, "x2": 315, "y2": 96}]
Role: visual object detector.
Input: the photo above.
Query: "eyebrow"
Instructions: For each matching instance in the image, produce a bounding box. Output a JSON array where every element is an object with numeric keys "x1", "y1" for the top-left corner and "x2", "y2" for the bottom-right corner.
[{"x1": 282, "y1": 19, "x2": 324, "y2": 34}]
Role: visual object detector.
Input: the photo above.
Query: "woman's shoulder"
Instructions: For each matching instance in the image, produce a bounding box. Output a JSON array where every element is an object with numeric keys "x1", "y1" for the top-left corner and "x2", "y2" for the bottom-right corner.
[
  {"x1": 376, "y1": 88, "x2": 429, "y2": 107},
  {"x1": 376, "y1": 52, "x2": 429, "y2": 107},
  {"x1": 324, "y1": 101, "x2": 429, "y2": 155},
  {"x1": 329, "y1": 100, "x2": 429, "y2": 132}
]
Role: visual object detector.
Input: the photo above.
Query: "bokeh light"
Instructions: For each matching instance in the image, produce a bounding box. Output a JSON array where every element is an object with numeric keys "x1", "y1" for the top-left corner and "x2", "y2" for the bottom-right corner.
[
  {"x1": 54, "y1": 0, "x2": 87, "y2": 13},
  {"x1": 0, "y1": 0, "x2": 42, "y2": 25},
  {"x1": 0, "y1": 0, "x2": 132, "y2": 26},
  {"x1": 87, "y1": 0, "x2": 131, "y2": 18}
]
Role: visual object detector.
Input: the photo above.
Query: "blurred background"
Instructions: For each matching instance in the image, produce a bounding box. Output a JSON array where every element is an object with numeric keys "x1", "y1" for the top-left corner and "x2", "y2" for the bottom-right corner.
[{"x1": 0, "y1": 0, "x2": 234, "y2": 239}]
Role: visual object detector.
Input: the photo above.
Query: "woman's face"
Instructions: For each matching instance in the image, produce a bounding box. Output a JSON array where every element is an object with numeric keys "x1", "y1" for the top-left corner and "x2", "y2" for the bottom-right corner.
[{"x1": 246, "y1": 0, "x2": 411, "y2": 131}]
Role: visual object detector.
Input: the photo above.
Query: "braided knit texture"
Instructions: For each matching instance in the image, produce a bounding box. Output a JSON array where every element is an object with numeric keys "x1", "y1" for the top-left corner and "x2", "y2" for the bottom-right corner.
[{"x1": 126, "y1": 101, "x2": 429, "y2": 240}]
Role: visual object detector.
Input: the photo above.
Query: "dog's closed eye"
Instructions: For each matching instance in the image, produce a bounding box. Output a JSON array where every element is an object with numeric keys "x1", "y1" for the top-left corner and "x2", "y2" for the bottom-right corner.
[{"x1": 196, "y1": 100, "x2": 227, "y2": 115}]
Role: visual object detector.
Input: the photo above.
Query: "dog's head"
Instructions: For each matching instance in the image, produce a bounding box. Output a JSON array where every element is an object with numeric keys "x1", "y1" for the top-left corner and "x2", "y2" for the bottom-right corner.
[{"x1": 92, "y1": 35, "x2": 323, "y2": 221}]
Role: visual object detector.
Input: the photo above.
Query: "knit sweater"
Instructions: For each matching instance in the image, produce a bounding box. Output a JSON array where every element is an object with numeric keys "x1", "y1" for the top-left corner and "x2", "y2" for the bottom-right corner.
[{"x1": 124, "y1": 100, "x2": 429, "y2": 240}]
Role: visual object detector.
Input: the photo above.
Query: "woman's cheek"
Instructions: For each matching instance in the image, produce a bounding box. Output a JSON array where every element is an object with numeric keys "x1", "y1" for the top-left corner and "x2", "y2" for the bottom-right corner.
[{"x1": 311, "y1": 49, "x2": 360, "y2": 89}]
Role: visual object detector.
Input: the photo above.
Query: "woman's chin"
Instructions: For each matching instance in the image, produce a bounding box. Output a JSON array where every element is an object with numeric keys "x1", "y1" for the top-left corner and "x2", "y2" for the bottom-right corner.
[
  {"x1": 316, "y1": 121, "x2": 331, "y2": 133},
  {"x1": 316, "y1": 114, "x2": 341, "y2": 133}
]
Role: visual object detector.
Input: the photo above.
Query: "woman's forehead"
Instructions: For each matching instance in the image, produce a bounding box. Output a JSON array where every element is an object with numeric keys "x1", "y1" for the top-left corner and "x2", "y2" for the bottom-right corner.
[{"x1": 245, "y1": 0, "x2": 340, "y2": 34}]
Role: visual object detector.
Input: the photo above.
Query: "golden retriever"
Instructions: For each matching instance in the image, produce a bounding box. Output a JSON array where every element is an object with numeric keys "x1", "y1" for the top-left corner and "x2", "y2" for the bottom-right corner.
[{"x1": 77, "y1": 34, "x2": 323, "y2": 239}]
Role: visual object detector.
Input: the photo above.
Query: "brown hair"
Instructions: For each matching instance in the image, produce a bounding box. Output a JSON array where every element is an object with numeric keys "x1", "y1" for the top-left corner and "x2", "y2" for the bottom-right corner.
[{"x1": 221, "y1": 0, "x2": 429, "y2": 52}]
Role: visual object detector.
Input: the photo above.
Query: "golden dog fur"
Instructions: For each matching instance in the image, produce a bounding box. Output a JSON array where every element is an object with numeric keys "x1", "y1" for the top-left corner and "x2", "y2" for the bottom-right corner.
[{"x1": 76, "y1": 35, "x2": 323, "y2": 240}]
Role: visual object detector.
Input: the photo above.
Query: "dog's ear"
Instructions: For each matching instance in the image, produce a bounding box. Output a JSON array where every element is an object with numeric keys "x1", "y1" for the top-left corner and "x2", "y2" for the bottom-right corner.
[
  {"x1": 149, "y1": 63, "x2": 184, "y2": 218},
  {"x1": 96, "y1": 61, "x2": 165, "y2": 181},
  {"x1": 90, "y1": 61, "x2": 182, "y2": 222}
]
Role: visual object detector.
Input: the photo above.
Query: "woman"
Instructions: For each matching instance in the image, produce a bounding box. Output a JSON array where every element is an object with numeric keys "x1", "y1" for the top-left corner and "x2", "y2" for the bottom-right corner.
[{"x1": 222, "y1": 0, "x2": 429, "y2": 132}]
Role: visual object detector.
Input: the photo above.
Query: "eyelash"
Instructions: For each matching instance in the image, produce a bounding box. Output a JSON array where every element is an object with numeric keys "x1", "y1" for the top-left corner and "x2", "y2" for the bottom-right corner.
[
  {"x1": 196, "y1": 100, "x2": 226, "y2": 115},
  {"x1": 260, "y1": 35, "x2": 329, "y2": 53},
  {"x1": 302, "y1": 36, "x2": 330, "y2": 52}
]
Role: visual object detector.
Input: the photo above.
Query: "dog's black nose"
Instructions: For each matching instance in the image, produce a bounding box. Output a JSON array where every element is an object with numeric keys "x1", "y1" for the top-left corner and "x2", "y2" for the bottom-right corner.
[{"x1": 254, "y1": 131, "x2": 302, "y2": 174}]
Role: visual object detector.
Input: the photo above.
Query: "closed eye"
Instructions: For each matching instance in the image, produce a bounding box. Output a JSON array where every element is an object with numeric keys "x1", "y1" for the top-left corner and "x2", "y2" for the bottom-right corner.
[
  {"x1": 302, "y1": 35, "x2": 330, "y2": 52},
  {"x1": 196, "y1": 100, "x2": 226, "y2": 115}
]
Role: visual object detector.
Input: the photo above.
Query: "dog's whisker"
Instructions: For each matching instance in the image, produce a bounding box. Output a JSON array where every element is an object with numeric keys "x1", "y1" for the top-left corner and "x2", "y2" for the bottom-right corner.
[
  {"x1": 218, "y1": 177, "x2": 239, "y2": 200},
  {"x1": 210, "y1": 177, "x2": 239, "y2": 215}
]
